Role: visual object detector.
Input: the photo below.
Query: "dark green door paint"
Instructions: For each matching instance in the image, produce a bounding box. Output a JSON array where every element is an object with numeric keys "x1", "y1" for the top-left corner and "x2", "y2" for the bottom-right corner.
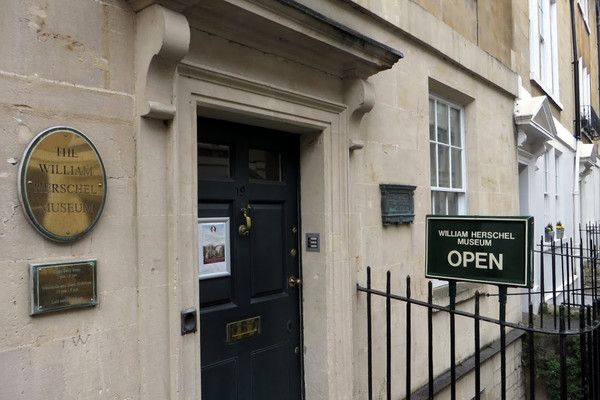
[{"x1": 198, "y1": 118, "x2": 302, "y2": 400}]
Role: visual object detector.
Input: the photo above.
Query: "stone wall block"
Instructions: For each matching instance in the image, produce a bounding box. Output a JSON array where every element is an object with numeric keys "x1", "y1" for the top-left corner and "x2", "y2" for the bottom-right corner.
[{"x1": 0, "y1": 0, "x2": 134, "y2": 92}]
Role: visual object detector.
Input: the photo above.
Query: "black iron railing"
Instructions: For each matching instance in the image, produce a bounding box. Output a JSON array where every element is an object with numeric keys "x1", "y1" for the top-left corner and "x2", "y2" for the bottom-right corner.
[
  {"x1": 581, "y1": 105, "x2": 600, "y2": 140},
  {"x1": 357, "y1": 225, "x2": 600, "y2": 400}
]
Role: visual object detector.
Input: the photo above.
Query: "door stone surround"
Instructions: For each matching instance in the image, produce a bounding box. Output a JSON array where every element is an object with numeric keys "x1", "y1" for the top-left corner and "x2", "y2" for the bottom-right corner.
[
  {"x1": 131, "y1": 2, "x2": 401, "y2": 398},
  {"x1": 176, "y1": 61, "x2": 352, "y2": 399}
]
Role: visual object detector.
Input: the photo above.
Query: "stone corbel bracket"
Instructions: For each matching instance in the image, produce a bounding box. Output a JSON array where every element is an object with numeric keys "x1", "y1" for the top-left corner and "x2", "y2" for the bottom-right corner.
[
  {"x1": 345, "y1": 78, "x2": 375, "y2": 151},
  {"x1": 135, "y1": 5, "x2": 190, "y2": 120}
]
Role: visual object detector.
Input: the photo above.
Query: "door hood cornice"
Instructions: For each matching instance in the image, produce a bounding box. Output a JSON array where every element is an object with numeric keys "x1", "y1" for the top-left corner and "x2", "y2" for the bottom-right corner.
[
  {"x1": 514, "y1": 96, "x2": 558, "y2": 157},
  {"x1": 130, "y1": 0, "x2": 403, "y2": 79}
]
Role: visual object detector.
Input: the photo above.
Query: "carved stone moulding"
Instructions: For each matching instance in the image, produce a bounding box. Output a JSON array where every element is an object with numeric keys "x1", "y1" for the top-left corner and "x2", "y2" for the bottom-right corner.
[
  {"x1": 132, "y1": 0, "x2": 403, "y2": 123},
  {"x1": 514, "y1": 96, "x2": 557, "y2": 158},
  {"x1": 579, "y1": 143, "x2": 598, "y2": 178},
  {"x1": 135, "y1": 5, "x2": 190, "y2": 120},
  {"x1": 183, "y1": 0, "x2": 403, "y2": 79},
  {"x1": 128, "y1": 0, "x2": 198, "y2": 13}
]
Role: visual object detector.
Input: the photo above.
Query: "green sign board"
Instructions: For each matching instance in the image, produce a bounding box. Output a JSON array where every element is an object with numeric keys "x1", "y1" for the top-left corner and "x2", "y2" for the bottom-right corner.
[{"x1": 426, "y1": 215, "x2": 534, "y2": 287}]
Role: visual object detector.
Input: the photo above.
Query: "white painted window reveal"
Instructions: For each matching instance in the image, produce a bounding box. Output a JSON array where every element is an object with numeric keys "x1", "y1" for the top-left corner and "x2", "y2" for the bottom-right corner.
[
  {"x1": 554, "y1": 152, "x2": 561, "y2": 224},
  {"x1": 579, "y1": 0, "x2": 589, "y2": 29},
  {"x1": 579, "y1": 58, "x2": 592, "y2": 112}
]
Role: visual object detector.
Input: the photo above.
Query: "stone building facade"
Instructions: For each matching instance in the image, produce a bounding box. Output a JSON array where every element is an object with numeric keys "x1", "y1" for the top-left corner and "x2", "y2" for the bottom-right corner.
[
  {"x1": 1, "y1": 1, "x2": 598, "y2": 399},
  {"x1": 512, "y1": 0, "x2": 600, "y2": 312}
]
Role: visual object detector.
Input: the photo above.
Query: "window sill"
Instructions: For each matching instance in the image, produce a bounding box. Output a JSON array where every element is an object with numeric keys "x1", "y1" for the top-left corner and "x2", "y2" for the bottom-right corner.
[
  {"x1": 431, "y1": 282, "x2": 486, "y2": 312},
  {"x1": 542, "y1": 236, "x2": 569, "y2": 247},
  {"x1": 530, "y1": 78, "x2": 564, "y2": 111}
]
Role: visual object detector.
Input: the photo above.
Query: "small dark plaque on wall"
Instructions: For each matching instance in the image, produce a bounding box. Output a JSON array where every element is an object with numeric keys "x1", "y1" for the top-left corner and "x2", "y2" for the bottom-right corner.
[
  {"x1": 30, "y1": 260, "x2": 97, "y2": 315},
  {"x1": 380, "y1": 184, "x2": 416, "y2": 225},
  {"x1": 306, "y1": 233, "x2": 320, "y2": 252}
]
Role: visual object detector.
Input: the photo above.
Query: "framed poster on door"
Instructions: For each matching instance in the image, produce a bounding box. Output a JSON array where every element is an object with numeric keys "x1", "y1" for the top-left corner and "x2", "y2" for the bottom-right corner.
[{"x1": 198, "y1": 217, "x2": 231, "y2": 280}]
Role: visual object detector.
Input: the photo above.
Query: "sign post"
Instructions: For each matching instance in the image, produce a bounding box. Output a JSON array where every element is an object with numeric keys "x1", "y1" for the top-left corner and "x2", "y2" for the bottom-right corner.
[
  {"x1": 498, "y1": 285, "x2": 507, "y2": 400},
  {"x1": 449, "y1": 280, "x2": 457, "y2": 400},
  {"x1": 426, "y1": 215, "x2": 534, "y2": 400}
]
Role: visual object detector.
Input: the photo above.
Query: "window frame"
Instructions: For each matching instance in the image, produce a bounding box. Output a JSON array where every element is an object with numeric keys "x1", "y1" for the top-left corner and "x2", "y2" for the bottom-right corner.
[
  {"x1": 554, "y1": 152, "x2": 560, "y2": 194},
  {"x1": 543, "y1": 150, "x2": 550, "y2": 229},
  {"x1": 543, "y1": 150, "x2": 550, "y2": 195},
  {"x1": 579, "y1": 58, "x2": 592, "y2": 110},
  {"x1": 579, "y1": 0, "x2": 590, "y2": 33},
  {"x1": 530, "y1": 0, "x2": 560, "y2": 100},
  {"x1": 554, "y1": 152, "x2": 561, "y2": 225},
  {"x1": 429, "y1": 95, "x2": 468, "y2": 215}
]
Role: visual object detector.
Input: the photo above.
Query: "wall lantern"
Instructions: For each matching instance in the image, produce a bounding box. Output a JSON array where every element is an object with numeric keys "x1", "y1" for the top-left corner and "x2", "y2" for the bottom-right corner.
[{"x1": 380, "y1": 184, "x2": 416, "y2": 225}]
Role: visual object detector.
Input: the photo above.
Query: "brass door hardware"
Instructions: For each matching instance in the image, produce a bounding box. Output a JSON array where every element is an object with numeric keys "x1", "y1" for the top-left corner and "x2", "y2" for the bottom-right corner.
[
  {"x1": 238, "y1": 206, "x2": 252, "y2": 236},
  {"x1": 288, "y1": 276, "x2": 302, "y2": 288},
  {"x1": 226, "y1": 316, "x2": 261, "y2": 343}
]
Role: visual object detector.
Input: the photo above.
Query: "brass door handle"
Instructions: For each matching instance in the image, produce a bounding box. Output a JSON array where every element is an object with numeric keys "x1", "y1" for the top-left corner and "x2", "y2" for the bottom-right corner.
[
  {"x1": 238, "y1": 206, "x2": 252, "y2": 236},
  {"x1": 288, "y1": 276, "x2": 302, "y2": 288}
]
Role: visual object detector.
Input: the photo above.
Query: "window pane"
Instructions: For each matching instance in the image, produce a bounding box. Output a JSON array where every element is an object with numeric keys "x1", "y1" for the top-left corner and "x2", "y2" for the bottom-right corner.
[
  {"x1": 429, "y1": 99, "x2": 435, "y2": 140},
  {"x1": 430, "y1": 143, "x2": 437, "y2": 186},
  {"x1": 555, "y1": 155, "x2": 559, "y2": 192},
  {"x1": 198, "y1": 143, "x2": 230, "y2": 179},
  {"x1": 430, "y1": 98, "x2": 466, "y2": 216},
  {"x1": 447, "y1": 192, "x2": 459, "y2": 215},
  {"x1": 451, "y1": 148, "x2": 462, "y2": 188},
  {"x1": 450, "y1": 108, "x2": 461, "y2": 146},
  {"x1": 543, "y1": 152, "x2": 549, "y2": 192},
  {"x1": 249, "y1": 149, "x2": 281, "y2": 181},
  {"x1": 432, "y1": 191, "x2": 446, "y2": 215},
  {"x1": 438, "y1": 145, "x2": 450, "y2": 188},
  {"x1": 436, "y1": 103, "x2": 449, "y2": 144}
]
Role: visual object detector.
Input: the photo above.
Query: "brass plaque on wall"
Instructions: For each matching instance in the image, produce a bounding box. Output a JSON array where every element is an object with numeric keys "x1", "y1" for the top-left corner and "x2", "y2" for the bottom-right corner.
[
  {"x1": 18, "y1": 127, "x2": 106, "y2": 242},
  {"x1": 30, "y1": 260, "x2": 97, "y2": 315},
  {"x1": 226, "y1": 316, "x2": 262, "y2": 343}
]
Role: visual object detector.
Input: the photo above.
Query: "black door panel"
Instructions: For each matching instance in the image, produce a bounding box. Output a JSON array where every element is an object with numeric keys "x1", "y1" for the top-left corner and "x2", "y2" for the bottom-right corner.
[
  {"x1": 198, "y1": 118, "x2": 301, "y2": 400},
  {"x1": 250, "y1": 202, "x2": 286, "y2": 298},
  {"x1": 201, "y1": 358, "x2": 239, "y2": 400}
]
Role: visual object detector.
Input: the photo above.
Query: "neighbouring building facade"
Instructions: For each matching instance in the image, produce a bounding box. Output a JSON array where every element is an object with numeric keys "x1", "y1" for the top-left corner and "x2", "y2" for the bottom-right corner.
[
  {"x1": 514, "y1": 0, "x2": 600, "y2": 312},
  {"x1": 0, "y1": 1, "x2": 599, "y2": 400}
]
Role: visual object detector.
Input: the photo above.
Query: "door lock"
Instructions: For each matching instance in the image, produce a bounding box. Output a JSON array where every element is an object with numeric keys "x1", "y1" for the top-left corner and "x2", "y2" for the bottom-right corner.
[
  {"x1": 238, "y1": 206, "x2": 252, "y2": 236},
  {"x1": 288, "y1": 276, "x2": 302, "y2": 288}
]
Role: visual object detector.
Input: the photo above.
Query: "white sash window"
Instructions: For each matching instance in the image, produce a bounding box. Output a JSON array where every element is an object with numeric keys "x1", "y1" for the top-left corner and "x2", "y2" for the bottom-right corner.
[
  {"x1": 429, "y1": 96, "x2": 467, "y2": 215},
  {"x1": 529, "y1": 0, "x2": 559, "y2": 98}
]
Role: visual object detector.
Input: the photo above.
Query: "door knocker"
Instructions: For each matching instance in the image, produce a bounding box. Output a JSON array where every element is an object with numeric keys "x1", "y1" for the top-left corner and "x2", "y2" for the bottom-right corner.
[{"x1": 238, "y1": 206, "x2": 252, "y2": 236}]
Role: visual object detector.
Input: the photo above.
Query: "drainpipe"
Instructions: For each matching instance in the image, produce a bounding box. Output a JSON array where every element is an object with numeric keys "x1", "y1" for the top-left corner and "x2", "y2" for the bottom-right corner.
[
  {"x1": 571, "y1": 0, "x2": 582, "y2": 244},
  {"x1": 597, "y1": 1, "x2": 600, "y2": 106},
  {"x1": 597, "y1": 0, "x2": 600, "y2": 224}
]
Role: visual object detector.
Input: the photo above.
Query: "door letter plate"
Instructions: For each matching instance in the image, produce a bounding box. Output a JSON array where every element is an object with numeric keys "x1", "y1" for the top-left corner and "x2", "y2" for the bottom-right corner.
[{"x1": 226, "y1": 316, "x2": 262, "y2": 343}]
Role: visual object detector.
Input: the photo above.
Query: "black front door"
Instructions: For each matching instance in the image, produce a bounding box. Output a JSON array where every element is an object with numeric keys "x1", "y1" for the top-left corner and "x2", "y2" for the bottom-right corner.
[{"x1": 198, "y1": 117, "x2": 302, "y2": 400}]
